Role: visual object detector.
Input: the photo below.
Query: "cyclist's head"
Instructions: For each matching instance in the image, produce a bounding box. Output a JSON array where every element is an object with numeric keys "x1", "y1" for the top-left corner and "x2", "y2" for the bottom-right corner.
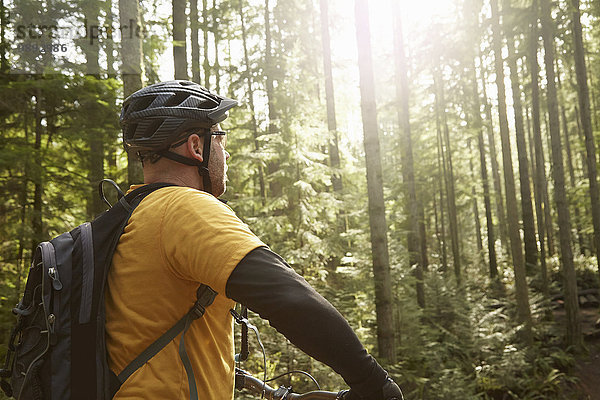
[
  {"x1": 120, "y1": 80, "x2": 237, "y2": 195},
  {"x1": 120, "y1": 80, "x2": 236, "y2": 159}
]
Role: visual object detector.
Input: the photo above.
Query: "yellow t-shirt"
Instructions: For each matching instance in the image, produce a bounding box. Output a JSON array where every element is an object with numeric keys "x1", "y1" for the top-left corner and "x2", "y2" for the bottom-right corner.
[{"x1": 105, "y1": 185, "x2": 264, "y2": 399}]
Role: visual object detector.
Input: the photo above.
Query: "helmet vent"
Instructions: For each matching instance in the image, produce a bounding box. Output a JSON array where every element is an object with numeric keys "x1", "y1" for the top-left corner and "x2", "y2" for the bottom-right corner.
[
  {"x1": 163, "y1": 92, "x2": 190, "y2": 107},
  {"x1": 130, "y1": 96, "x2": 156, "y2": 113}
]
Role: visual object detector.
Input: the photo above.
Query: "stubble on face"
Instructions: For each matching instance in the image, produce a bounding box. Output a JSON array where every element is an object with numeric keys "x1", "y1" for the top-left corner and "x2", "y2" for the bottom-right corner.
[{"x1": 208, "y1": 138, "x2": 227, "y2": 197}]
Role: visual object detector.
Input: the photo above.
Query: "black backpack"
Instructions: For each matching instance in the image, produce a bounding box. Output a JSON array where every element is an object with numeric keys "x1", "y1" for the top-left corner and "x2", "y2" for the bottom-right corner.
[{"x1": 0, "y1": 181, "x2": 217, "y2": 400}]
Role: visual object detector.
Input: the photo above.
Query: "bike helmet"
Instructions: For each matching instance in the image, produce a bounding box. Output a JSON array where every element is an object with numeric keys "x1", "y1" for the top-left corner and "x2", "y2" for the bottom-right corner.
[
  {"x1": 121, "y1": 80, "x2": 237, "y2": 152},
  {"x1": 120, "y1": 80, "x2": 237, "y2": 195}
]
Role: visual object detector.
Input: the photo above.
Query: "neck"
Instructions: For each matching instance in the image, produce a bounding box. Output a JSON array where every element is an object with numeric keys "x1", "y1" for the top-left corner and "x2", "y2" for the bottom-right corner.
[{"x1": 143, "y1": 165, "x2": 204, "y2": 191}]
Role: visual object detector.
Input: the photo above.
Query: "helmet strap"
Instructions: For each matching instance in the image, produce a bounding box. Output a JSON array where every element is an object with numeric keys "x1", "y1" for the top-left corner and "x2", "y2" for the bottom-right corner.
[
  {"x1": 200, "y1": 134, "x2": 213, "y2": 194},
  {"x1": 157, "y1": 133, "x2": 214, "y2": 195}
]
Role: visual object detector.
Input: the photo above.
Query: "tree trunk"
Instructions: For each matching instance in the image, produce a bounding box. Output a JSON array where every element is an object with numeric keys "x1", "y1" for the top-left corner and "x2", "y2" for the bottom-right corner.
[
  {"x1": 468, "y1": 139, "x2": 484, "y2": 259},
  {"x1": 0, "y1": 0, "x2": 6, "y2": 72},
  {"x1": 490, "y1": 0, "x2": 532, "y2": 343},
  {"x1": 435, "y1": 77, "x2": 449, "y2": 275},
  {"x1": 119, "y1": 0, "x2": 144, "y2": 185},
  {"x1": 434, "y1": 68, "x2": 461, "y2": 284},
  {"x1": 212, "y1": 0, "x2": 221, "y2": 92},
  {"x1": 239, "y1": 0, "x2": 266, "y2": 205},
  {"x1": 540, "y1": 0, "x2": 582, "y2": 348},
  {"x1": 82, "y1": 1, "x2": 105, "y2": 218},
  {"x1": 265, "y1": 0, "x2": 281, "y2": 197},
  {"x1": 354, "y1": 0, "x2": 395, "y2": 364},
  {"x1": 479, "y1": 52, "x2": 509, "y2": 257},
  {"x1": 202, "y1": 0, "x2": 210, "y2": 88},
  {"x1": 319, "y1": 0, "x2": 343, "y2": 196},
  {"x1": 31, "y1": 89, "x2": 44, "y2": 253},
  {"x1": 393, "y1": 2, "x2": 425, "y2": 308},
  {"x1": 173, "y1": 0, "x2": 188, "y2": 80},
  {"x1": 561, "y1": 105, "x2": 586, "y2": 254},
  {"x1": 469, "y1": 53, "x2": 498, "y2": 278},
  {"x1": 527, "y1": 4, "x2": 549, "y2": 297},
  {"x1": 190, "y1": 0, "x2": 201, "y2": 83},
  {"x1": 506, "y1": 35, "x2": 538, "y2": 274},
  {"x1": 570, "y1": 0, "x2": 600, "y2": 276}
]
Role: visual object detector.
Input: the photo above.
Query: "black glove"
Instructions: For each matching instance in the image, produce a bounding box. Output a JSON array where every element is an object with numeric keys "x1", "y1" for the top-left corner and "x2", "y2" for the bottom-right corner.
[{"x1": 341, "y1": 377, "x2": 404, "y2": 400}]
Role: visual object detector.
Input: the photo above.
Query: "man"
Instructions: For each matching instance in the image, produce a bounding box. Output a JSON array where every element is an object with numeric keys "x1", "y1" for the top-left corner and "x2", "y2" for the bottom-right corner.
[{"x1": 106, "y1": 80, "x2": 403, "y2": 399}]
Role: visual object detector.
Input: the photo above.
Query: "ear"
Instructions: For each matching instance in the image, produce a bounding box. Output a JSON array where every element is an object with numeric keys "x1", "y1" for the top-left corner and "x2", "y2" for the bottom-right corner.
[{"x1": 186, "y1": 134, "x2": 204, "y2": 162}]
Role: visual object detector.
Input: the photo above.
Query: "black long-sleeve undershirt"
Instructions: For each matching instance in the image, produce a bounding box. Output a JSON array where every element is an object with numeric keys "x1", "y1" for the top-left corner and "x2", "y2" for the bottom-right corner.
[{"x1": 225, "y1": 246, "x2": 388, "y2": 397}]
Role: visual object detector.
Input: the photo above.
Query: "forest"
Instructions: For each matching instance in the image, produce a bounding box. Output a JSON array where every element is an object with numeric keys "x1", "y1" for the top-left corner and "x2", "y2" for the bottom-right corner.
[{"x1": 1, "y1": 0, "x2": 600, "y2": 398}]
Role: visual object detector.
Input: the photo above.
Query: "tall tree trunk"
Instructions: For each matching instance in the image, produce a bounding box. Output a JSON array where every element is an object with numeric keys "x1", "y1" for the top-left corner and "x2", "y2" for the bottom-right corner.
[
  {"x1": 434, "y1": 68, "x2": 461, "y2": 284},
  {"x1": 202, "y1": 0, "x2": 210, "y2": 88},
  {"x1": 119, "y1": 0, "x2": 144, "y2": 185},
  {"x1": 354, "y1": 0, "x2": 395, "y2": 364},
  {"x1": 468, "y1": 52, "x2": 498, "y2": 278},
  {"x1": 173, "y1": 0, "x2": 188, "y2": 80},
  {"x1": 479, "y1": 53, "x2": 509, "y2": 256},
  {"x1": 540, "y1": 0, "x2": 582, "y2": 348},
  {"x1": 0, "y1": 0, "x2": 6, "y2": 72},
  {"x1": 212, "y1": 0, "x2": 220, "y2": 92},
  {"x1": 570, "y1": 0, "x2": 600, "y2": 275},
  {"x1": 506, "y1": 35, "x2": 538, "y2": 274},
  {"x1": 468, "y1": 139, "x2": 484, "y2": 260},
  {"x1": 82, "y1": 1, "x2": 105, "y2": 217},
  {"x1": 239, "y1": 0, "x2": 266, "y2": 205},
  {"x1": 561, "y1": 105, "x2": 586, "y2": 254},
  {"x1": 393, "y1": 2, "x2": 425, "y2": 308},
  {"x1": 265, "y1": 0, "x2": 281, "y2": 197},
  {"x1": 527, "y1": 4, "x2": 549, "y2": 296},
  {"x1": 434, "y1": 82, "x2": 448, "y2": 272},
  {"x1": 319, "y1": 0, "x2": 343, "y2": 196},
  {"x1": 31, "y1": 89, "x2": 44, "y2": 253},
  {"x1": 490, "y1": 0, "x2": 532, "y2": 343},
  {"x1": 479, "y1": 129, "x2": 498, "y2": 279},
  {"x1": 190, "y1": 0, "x2": 201, "y2": 83}
]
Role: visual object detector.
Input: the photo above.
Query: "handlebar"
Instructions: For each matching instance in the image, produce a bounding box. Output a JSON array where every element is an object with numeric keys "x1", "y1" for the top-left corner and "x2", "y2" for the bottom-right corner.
[{"x1": 235, "y1": 368, "x2": 346, "y2": 400}]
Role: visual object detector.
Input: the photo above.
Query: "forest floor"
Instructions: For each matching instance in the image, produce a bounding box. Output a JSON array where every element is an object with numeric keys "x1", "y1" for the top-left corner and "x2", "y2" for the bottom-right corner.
[{"x1": 554, "y1": 308, "x2": 600, "y2": 399}]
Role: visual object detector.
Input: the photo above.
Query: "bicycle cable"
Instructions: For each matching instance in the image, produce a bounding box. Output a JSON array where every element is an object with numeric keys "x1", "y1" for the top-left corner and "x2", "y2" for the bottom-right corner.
[
  {"x1": 264, "y1": 370, "x2": 321, "y2": 390},
  {"x1": 231, "y1": 308, "x2": 268, "y2": 398}
]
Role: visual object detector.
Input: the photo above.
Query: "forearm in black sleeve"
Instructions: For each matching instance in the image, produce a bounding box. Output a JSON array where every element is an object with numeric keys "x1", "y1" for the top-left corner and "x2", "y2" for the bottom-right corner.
[{"x1": 225, "y1": 246, "x2": 387, "y2": 394}]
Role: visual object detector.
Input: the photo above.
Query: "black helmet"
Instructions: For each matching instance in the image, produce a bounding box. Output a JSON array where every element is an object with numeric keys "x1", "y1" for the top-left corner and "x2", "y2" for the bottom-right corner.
[{"x1": 120, "y1": 80, "x2": 237, "y2": 152}]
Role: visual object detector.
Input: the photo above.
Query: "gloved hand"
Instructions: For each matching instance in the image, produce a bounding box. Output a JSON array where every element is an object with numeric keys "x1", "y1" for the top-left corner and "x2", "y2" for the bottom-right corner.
[{"x1": 340, "y1": 377, "x2": 404, "y2": 400}]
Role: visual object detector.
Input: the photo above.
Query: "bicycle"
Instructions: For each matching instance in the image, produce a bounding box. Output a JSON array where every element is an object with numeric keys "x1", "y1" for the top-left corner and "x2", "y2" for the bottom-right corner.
[{"x1": 235, "y1": 367, "x2": 346, "y2": 400}]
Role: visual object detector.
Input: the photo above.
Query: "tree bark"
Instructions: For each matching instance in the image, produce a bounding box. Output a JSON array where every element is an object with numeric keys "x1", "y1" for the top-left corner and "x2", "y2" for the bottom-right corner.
[
  {"x1": 527, "y1": 3, "x2": 549, "y2": 297},
  {"x1": 490, "y1": 0, "x2": 532, "y2": 343},
  {"x1": 239, "y1": 0, "x2": 266, "y2": 205},
  {"x1": 354, "y1": 0, "x2": 395, "y2": 364},
  {"x1": 506, "y1": 34, "x2": 538, "y2": 274},
  {"x1": 540, "y1": 0, "x2": 582, "y2": 348},
  {"x1": 479, "y1": 52, "x2": 509, "y2": 256},
  {"x1": 468, "y1": 139, "x2": 484, "y2": 259},
  {"x1": 82, "y1": 1, "x2": 105, "y2": 218},
  {"x1": 202, "y1": 0, "x2": 210, "y2": 88},
  {"x1": 468, "y1": 49, "x2": 498, "y2": 278},
  {"x1": 31, "y1": 89, "x2": 44, "y2": 254},
  {"x1": 119, "y1": 0, "x2": 144, "y2": 185},
  {"x1": 434, "y1": 68, "x2": 461, "y2": 284},
  {"x1": 173, "y1": 0, "x2": 188, "y2": 80},
  {"x1": 212, "y1": 0, "x2": 221, "y2": 92},
  {"x1": 265, "y1": 0, "x2": 281, "y2": 197},
  {"x1": 319, "y1": 0, "x2": 343, "y2": 196},
  {"x1": 190, "y1": 0, "x2": 201, "y2": 83},
  {"x1": 435, "y1": 112, "x2": 448, "y2": 273},
  {"x1": 570, "y1": 0, "x2": 600, "y2": 276},
  {"x1": 561, "y1": 105, "x2": 586, "y2": 254},
  {"x1": 393, "y1": 2, "x2": 425, "y2": 308}
]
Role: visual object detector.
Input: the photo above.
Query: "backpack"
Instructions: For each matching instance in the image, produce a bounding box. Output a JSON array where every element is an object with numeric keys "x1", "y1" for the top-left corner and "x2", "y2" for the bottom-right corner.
[{"x1": 0, "y1": 181, "x2": 217, "y2": 400}]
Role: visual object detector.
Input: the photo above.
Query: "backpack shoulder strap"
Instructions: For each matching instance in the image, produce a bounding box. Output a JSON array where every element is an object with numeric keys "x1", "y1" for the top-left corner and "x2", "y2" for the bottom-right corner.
[{"x1": 115, "y1": 284, "x2": 217, "y2": 400}]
